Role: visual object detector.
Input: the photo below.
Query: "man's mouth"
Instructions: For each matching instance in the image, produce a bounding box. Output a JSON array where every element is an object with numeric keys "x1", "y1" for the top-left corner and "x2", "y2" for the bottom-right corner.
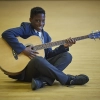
[
  {"x1": 37, "y1": 26, "x2": 43, "y2": 30},
  {"x1": 38, "y1": 26, "x2": 42, "y2": 29}
]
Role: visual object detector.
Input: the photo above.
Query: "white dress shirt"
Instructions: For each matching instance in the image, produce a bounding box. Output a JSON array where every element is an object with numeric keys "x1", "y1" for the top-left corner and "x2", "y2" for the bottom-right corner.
[{"x1": 34, "y1": 29, "x2": 44, "y2": 44}]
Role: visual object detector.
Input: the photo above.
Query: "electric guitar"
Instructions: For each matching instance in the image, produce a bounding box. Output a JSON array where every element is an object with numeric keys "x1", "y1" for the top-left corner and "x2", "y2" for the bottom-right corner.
[{"x1": 0, "y1": 31, "x2": 100, "y2": 75}]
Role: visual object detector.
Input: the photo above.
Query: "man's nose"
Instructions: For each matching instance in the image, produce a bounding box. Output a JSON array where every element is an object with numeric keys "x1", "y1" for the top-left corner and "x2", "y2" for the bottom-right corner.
[{"x1": 39, "y1": 21, "x2": 44, "y2": 26}]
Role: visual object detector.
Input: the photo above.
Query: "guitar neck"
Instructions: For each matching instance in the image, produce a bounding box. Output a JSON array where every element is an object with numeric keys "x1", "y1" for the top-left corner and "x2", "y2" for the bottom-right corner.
[{"x1": 34, "y1": 35, "x2": 89, "y2": 50}]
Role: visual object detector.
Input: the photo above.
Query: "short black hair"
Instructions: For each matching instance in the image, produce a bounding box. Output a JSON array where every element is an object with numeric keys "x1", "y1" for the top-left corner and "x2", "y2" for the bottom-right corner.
[{"x1": 30, "y1": 7, "x2": 45, "y2": 18}]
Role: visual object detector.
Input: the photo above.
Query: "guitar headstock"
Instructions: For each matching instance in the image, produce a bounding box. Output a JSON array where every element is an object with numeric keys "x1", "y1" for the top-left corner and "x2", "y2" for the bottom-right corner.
[{"x1": 89, "y1": 30, "x2": 100, "y2": 39}]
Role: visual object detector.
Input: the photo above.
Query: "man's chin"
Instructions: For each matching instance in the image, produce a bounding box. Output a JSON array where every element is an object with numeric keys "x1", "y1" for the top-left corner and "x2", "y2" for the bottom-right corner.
[{"x1": 36, "y1": 28, "x2": 43, "y2": 32}]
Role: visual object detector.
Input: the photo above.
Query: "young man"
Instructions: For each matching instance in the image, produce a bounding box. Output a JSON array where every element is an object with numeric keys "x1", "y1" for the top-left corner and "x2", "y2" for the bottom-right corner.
[{"x1": 1, "y1": 7, "x2": 89, "y2": 90}]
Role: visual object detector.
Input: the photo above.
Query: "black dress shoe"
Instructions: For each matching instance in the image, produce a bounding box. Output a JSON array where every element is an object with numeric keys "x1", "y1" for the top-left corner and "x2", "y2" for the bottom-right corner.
[
  {"x1": 69, "y1": 74, "x2": 89, "y2": 85},
  {"x1": 31, "y1": 78, "x2": 44, "y2": 90}
]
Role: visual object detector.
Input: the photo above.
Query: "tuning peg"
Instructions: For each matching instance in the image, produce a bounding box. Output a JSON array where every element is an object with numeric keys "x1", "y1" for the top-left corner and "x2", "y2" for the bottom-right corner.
[
  {"x1": 93, "y1": 35, "x2": 96, "y2": 41},
  {"x1": 96, "y1": 30, "x2": 100, "y2": 40},
  {"x1": 92, "y1": 31, "x2": 96, "y2": 40},
  {"x1": 96, "y1": 30, "x2": 99, "y2": 32}
]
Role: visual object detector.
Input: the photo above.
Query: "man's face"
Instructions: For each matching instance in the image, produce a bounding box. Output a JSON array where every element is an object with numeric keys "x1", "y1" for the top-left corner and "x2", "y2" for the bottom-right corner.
[{"x1": 30, "y1": 13, "x2": 45, "y2": 32}]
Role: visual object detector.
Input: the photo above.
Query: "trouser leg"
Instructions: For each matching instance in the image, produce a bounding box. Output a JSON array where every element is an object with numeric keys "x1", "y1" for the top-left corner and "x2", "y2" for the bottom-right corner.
[
  {"x1": 44, "y1": 52, "x2": 72, "y2": 84},
  {"x1": 24, "y1": 52, "x2": 72, "y2": 85},
  {"x1": 47, "y1": 52, "x2": 72, "y2": 71}
]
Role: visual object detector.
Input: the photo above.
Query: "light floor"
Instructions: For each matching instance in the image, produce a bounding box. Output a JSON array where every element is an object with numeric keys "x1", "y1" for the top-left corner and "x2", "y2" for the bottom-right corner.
[{"x1": 0, "y1": 1, "x2": 100, "y2": 100}]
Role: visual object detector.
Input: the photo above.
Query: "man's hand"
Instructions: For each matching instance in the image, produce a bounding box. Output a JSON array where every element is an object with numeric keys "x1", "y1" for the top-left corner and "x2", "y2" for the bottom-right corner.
[
  {"x1": 22, "y1": 45, "x2": 39, "y2": 59},
  {"x1": 64, "y1": 37, "x2": 76, "y2": 48}
]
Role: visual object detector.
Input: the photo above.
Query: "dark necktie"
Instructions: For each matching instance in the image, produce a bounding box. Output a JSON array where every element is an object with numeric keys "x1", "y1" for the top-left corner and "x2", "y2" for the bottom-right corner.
[{"x1": 37, "y1": 32, "x2": 39, "y2": 36}]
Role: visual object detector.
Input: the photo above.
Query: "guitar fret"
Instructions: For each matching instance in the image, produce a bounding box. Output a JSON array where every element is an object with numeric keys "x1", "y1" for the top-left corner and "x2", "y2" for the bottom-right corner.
[
  {"x1": 34, "y1": 40, "x2": 66, "y2": 50},
  {"x1": 34, "y1": 35, "x2": 89, "y2": 50},
  {"x1": 73, "y1": 35, "x2": 89, "y2": 41}
]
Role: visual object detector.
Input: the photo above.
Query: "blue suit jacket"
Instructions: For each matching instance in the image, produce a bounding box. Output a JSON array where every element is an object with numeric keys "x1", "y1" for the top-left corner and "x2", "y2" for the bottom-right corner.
[{"x1": 2, "y1": 22, "x2": 69, "y2": 59}]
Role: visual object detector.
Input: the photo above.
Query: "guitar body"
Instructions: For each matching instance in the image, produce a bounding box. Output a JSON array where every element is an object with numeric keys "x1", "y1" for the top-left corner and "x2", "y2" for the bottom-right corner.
[{"x1": 0, "y1": 36, "x2": 44, "y2": 75}]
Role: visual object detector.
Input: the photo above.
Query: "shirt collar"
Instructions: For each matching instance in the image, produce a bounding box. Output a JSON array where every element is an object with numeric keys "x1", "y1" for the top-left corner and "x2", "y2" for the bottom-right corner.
[{"x1": 34, "y1": 29, "x2": 38, "y2": 33}]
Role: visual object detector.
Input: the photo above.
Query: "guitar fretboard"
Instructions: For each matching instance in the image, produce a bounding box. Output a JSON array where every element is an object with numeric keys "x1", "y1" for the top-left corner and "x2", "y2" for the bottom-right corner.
[{"x1": 34, "y1": 35, "x2": 89, "y2": 50}]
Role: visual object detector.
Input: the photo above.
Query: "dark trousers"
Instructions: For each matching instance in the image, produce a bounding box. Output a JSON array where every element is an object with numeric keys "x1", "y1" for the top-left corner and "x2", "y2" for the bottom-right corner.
[{"x1": 24, "y1": 52, "x2": 72, "y2": 85}]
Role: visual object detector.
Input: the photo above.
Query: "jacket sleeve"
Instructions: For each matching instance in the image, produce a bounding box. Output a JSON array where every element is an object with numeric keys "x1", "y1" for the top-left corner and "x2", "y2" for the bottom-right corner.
[
  {"x1": 45, "y1": 45, "x2": 69, "y2": 59},
  {"x1": 2, "y1": 26, "x2": 26, "y2": 54},
  {"x1": 44, "y1": 32, "x2": 69, "y2": 59}
]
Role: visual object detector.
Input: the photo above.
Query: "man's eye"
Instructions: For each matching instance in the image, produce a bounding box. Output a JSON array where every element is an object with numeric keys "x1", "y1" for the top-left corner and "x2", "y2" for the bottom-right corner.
[
  {"x1": 35, "y1": 20, "x2": 40, "y2": 22},
  {"x1": 36, "y1": 20, "x2": 45, "y2": 23}
]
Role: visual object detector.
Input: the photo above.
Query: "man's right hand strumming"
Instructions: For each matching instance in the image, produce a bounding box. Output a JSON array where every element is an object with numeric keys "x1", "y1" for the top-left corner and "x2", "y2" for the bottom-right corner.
[{"x1": 23, "y1": 45, "x2": 39, "y2": 59}]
